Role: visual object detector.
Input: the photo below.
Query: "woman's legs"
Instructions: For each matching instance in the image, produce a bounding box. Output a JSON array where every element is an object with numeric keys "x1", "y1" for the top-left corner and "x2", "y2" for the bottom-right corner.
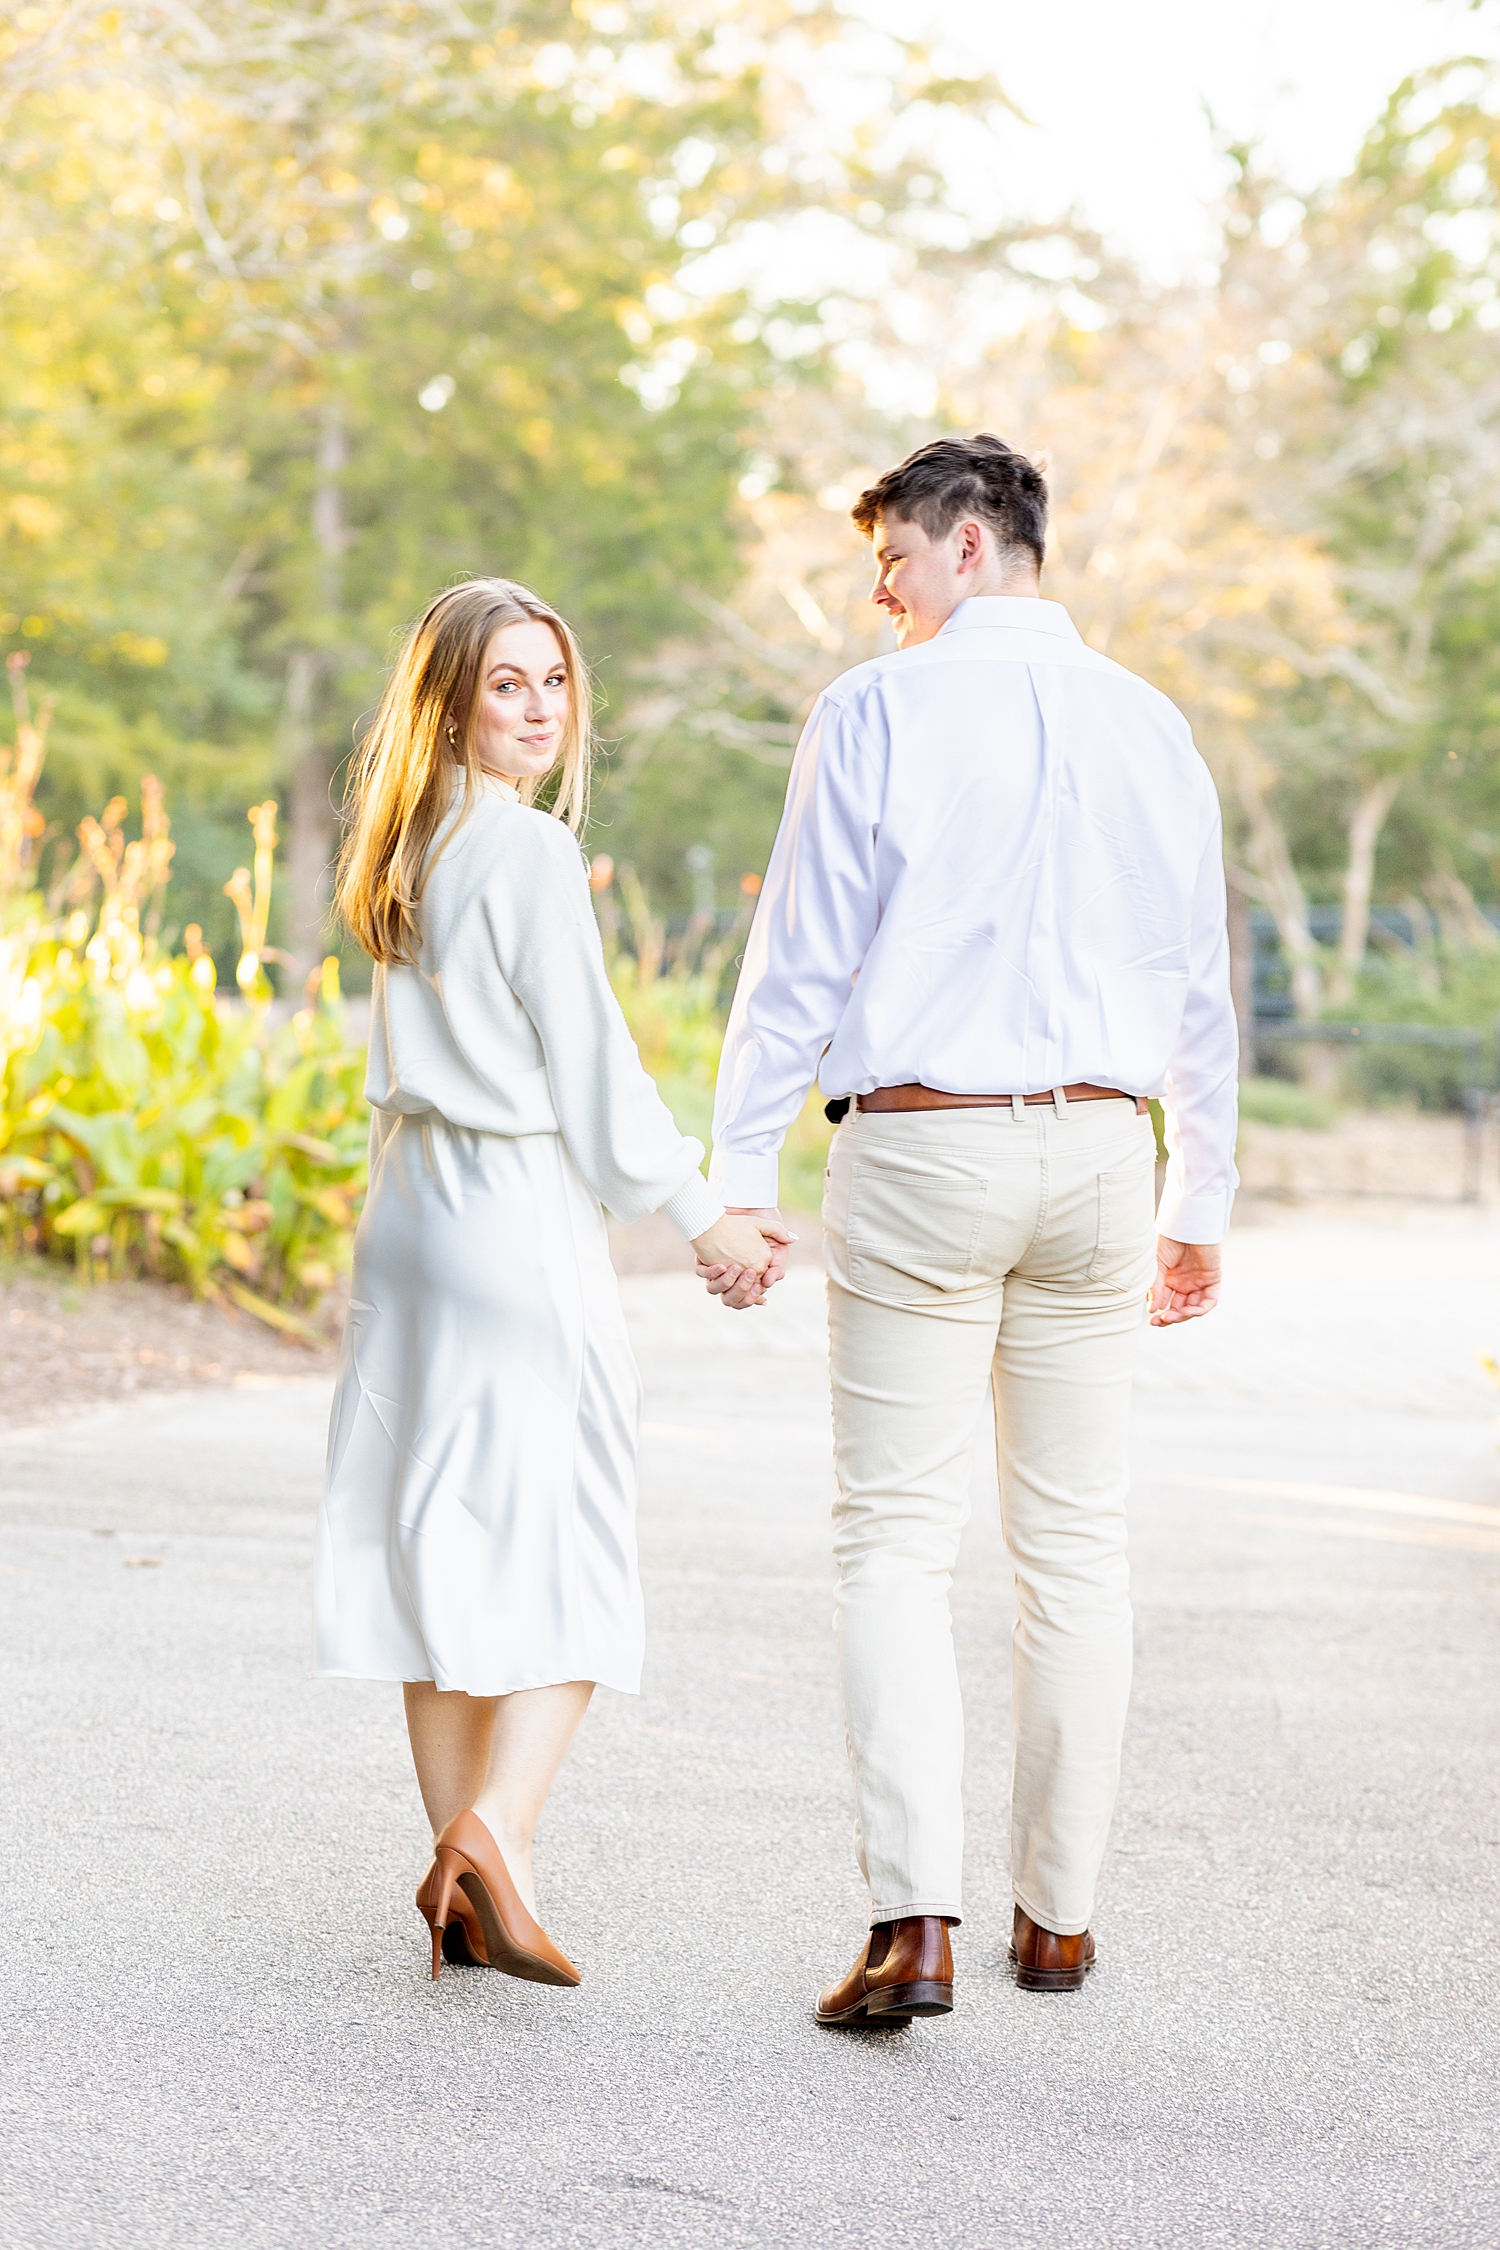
[
  {"x1": 404, "y1": 1682, "x2": 497, "y2": 1836},
  {"x1": 404, "y1": 1679, "x2": 595, "y2": 1918},
  {"x1": 472, "y1": 1681, "x2": 594, "y2": 1918}
]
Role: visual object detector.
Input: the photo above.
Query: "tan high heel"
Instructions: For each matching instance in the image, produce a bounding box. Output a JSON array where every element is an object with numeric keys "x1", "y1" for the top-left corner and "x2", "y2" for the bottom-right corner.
[
  {"x1": 416, "y1": 1859, "x2": 488, "y2": 1970},
  {"x1": 424, "y1": 1808, "x2": 581, "y2": 1987}
]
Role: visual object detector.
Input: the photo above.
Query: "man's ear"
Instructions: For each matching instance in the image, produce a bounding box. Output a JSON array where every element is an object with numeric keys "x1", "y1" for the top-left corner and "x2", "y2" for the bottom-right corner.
[{"x1": 955, "y1": 519, "x2": 985, "y2": 572}]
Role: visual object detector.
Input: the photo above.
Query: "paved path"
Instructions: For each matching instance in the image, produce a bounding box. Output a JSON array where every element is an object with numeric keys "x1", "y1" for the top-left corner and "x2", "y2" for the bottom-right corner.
[{"x1": 2, "y1": 1209, "x2": 1498, "y2": 2250}]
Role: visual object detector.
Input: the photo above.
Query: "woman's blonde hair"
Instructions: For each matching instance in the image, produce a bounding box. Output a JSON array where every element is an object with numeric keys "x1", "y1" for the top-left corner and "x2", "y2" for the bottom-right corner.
[{"x1": 334, "y1": 576, "x2": 592, "y2": 965}]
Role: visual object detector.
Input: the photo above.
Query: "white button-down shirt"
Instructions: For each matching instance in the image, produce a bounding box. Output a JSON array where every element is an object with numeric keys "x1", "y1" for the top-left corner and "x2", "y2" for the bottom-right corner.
[{"x1": 708, "y1": 596, "x2": 1239, "y2": 1243}]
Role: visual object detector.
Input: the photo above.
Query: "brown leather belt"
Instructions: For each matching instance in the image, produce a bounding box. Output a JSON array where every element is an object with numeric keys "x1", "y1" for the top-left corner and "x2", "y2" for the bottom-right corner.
[{"x1": 855, "y1": 1082, "x2": 1148, "y2": 1116}]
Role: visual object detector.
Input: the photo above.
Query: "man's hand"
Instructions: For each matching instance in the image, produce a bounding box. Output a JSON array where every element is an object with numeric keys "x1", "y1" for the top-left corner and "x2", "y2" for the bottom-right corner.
[
  {"x1": 1149, "y1": 1236, "x2": 1223, "y2": 1327},
  {"x1": 693, "y1": 1207, "x2": 796, "y2": 1311}
]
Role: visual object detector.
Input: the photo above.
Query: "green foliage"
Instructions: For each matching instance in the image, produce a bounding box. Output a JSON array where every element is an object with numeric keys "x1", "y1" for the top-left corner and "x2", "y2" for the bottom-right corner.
[
  {"x1": 1, "y1": 936, "x2": 366, "y2": 1326},
  {"x1": 1, "y1": 696, "x2": 367, "y2": 1326},
  {"x1": 1340, "y1": 941, "x2": 1500, "y2": 1108},
  {"x1": 1352, "y1": 942, "x2": 1500, "y2": 1032},
  {"x1": 778, "y1": 1095, "x2": 835, "y2": 1217},
  {"x1": 1237, "y1": 1078, "x2": 1338, "y2": 1130},
  {"x1": 1245, "y1": 59, "x2": 1500, "y2": 920},
  {"x1": 605, "y1": 939, "x2": 830, "y2": 1213},
  {"x1": 1, "y1": 2, "x2": 1008, "y2": 962},
  {"x1": 609, "y1": 951, "x2": 723, "y2": 1151},
  {"x1": 592, "y1": 739, "x2": 795, "y2": 917},
  {"x1": 0, "y1": 6, "x2": 782, "y2": 965}
]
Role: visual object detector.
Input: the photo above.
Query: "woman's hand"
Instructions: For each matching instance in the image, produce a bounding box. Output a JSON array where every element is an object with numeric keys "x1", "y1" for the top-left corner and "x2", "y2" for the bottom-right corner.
[
  {"x1": 689, "y1": 1210, "x2": 794, "y2": 1310},
  {"x1": 690, "y1": 1213, "x2": 775, "y2": 1275}
]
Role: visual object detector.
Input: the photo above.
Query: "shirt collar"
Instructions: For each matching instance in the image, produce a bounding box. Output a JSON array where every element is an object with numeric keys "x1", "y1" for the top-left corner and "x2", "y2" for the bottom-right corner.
[{"x1": 936, "y1": 596, "x2": 1081, "y2": 642}]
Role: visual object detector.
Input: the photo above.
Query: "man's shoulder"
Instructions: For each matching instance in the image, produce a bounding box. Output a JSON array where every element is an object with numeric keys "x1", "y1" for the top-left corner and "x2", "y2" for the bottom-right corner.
[
  {"x1": 814, "y1": 628, "x2": 1197, "y2": 756},
  {"x1": 819, "y1": 647, "x2": 906, "y2": 712},
  {"x1": 816, "y1": 638, "x2": 1003, "y2": 724},
  {"x1": 1068, "y1": 646, "x2": 1195, "y2": 737}
]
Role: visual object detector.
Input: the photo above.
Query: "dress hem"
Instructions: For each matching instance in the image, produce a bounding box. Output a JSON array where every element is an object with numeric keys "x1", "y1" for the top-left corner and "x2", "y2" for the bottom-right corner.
[{"x1": 314, "y1": 1663, "x2": 641, "y2": 1696}]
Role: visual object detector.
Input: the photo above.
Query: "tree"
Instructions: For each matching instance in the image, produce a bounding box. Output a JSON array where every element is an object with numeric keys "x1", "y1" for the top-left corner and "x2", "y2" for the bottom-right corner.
[{"x1": 2, "y1": 0, "x2": 1015, "y2": 966}]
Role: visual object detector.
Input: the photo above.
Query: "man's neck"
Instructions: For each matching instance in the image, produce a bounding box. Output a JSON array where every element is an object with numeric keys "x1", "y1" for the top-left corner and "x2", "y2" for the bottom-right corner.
[
  {"x1": 913, "y1": 575, "x2": 1040, "y2": 646},
  {"x1": 951, "y1": 572, "x2": 1040, "y2": 607}
]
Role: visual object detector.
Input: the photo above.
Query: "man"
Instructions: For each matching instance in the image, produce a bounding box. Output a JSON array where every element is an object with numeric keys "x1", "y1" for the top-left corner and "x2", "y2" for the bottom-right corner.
[{"x1": 700, "y1": 433, "x2": 1237, "y2": 2021}]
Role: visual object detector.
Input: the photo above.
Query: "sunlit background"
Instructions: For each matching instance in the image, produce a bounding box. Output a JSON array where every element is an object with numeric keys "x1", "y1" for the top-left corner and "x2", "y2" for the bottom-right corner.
[{"x1": 3, "y1": 0, "x2": 1499, "y2": 1318}]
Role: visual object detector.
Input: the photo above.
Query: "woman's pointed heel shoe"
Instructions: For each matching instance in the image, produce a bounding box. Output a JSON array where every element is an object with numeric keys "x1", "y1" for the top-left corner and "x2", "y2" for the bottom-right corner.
[
  {"x1": 430, "y1": 1870, "x2": 450, "y2": 1983},
  {"x1": 416, "y1": 1856, "x2": 489, "y2": 1979},
  {"x1": 427, "y1": 1808, "x2": 580, "y2": 1988}
]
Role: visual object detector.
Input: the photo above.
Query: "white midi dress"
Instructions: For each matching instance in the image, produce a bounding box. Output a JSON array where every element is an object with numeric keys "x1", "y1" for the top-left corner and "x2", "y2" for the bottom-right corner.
[{"x1": 312, "y1": 783, "x2": 723, "y2": 1697}]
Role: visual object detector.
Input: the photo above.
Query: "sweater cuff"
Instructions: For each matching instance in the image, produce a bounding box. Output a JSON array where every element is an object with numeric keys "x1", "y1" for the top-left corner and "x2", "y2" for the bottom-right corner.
[{"x1": 659, "y1": 1172, "x2": 725, "y2": 1242}]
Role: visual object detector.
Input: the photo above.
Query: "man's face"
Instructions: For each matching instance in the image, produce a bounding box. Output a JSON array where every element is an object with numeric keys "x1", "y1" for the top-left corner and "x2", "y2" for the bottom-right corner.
[{"x1": 868, "y1": 513, "x2": 972, "y2": 648}]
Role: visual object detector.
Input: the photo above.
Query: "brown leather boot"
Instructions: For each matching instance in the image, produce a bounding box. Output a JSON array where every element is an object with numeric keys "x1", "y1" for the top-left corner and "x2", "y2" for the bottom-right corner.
[
  {"x1": 1009, "y1": 1904, "x2": 1096, "y2": 1991},
  {"x1": 815, "y1": 1916, "x2": 955, "y2": 2025}
]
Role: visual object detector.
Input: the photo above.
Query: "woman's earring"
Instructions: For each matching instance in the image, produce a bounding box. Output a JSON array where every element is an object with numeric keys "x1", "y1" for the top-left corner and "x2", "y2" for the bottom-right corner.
[{"x1": 445, "y1": 722, "x2": 458, "y2": 745}]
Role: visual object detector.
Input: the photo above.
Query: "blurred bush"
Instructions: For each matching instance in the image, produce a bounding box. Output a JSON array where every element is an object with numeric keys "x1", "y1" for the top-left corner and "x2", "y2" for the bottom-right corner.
[
  {"x1": 600, "y1": 860, "x2": 829, "y2": 1214},
  {"x1": 1237, "y1": 1077, "x2": 1339, "y2": 1130},
  {"x1": 2, "y1": 670, "x2": 365, "y2": 1334},
  {"x1": 1335, "y1": 945, "x2": 1500, "y2": 1110}
]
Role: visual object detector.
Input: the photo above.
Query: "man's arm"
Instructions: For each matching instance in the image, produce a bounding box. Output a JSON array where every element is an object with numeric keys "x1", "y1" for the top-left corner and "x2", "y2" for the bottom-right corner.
[
  {"x1": 708, "y1": 688, "x2": 883, "y2": 1207},
  {"x1": 1154, "y1": 807, "x2": 1240, "y2": 1251},
  {"x1": 1150, "y1": 800, "x2": 1238, "y2": 1325},
  {"x1": 701, "y1": 689, "x2": 882, "y2": 1308}
]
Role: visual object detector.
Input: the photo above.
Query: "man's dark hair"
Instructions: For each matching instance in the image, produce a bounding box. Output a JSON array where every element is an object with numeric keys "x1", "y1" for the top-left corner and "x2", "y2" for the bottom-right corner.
[{"x1": 850, "y1": 433, "x2": 1047, "y2": 567}]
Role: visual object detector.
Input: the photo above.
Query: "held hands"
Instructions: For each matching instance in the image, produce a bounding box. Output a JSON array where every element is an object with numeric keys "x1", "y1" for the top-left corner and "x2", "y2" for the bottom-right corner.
[
  {"x1": 1149, "y1": 1236, "x2": 1223, "y2": 1327},
  {"x1": 690, "y1": 1207, "x2": 797, "y2": 1311}
]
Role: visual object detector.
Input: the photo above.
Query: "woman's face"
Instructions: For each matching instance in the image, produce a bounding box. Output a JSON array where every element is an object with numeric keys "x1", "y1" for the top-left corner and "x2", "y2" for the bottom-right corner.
[{"x1": 466, "y1": 618, "x2": 569, "y2": 785}]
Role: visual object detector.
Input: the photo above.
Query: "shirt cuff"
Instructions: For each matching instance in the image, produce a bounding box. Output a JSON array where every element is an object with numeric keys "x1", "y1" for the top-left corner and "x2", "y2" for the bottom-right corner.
[
  {"x1": 658, "y1": 1171, "x2": 725, "y2": 1242},
  {"x1": 1154, "y1": 1181, "x2": 1234, "y2": 1244},
  {"x1": 706, "y1": 1149, "x2": 781, "y2": 1209}
]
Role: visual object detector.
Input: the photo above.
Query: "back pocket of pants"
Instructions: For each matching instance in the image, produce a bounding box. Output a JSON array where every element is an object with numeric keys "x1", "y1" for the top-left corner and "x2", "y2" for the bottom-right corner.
[
  {"x1": 1086, "y1": 1158, "x2": 1157, "y2": 1285},
  {"x1": 845, "y1": 1160, "x2": 987, "y2": 1300}
]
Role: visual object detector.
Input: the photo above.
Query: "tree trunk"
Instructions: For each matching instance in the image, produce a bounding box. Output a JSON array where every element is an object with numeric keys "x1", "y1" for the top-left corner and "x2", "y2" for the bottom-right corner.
[
  {"x1": 1425, "y1": 855, "x2": 1500, "y2": 953},
  {"x1": 1232, "y1": 748, "x2": 1333, "y2": 1088},
  {"x1": 1232, "y1": 751, "x2": 1321, "y2": 1018},
  {"x1": 283, "y1": 396, "x2": 348, "y2": 986},
  {"x1": 1225, "y1": 862, "x2": 1256, "y2": 1066},
  {"x1": 1326, "y1": 774, "x2": 1400, "y2": 1009}
]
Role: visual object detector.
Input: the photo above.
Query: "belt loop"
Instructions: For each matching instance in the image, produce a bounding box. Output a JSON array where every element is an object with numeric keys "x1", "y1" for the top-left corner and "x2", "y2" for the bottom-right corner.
[
  {"x1": 1051, "y1": 1085, "x2": 1069, "y2": 1118},
  {"x1": 1010, "y1": 1094, "x2": 1026, "y2": 1122}
]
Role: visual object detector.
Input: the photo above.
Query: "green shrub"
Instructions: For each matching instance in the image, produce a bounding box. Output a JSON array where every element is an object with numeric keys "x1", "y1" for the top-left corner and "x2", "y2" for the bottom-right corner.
[
  {"x1": 1336, "y1": 944, "x2": 1500, "y2": 1111},
  {"x1": 1237, "y1": 1077, "x2": 1339, "y2": 1130},
  {"x1": 2, "y1": 685, "x2": 366, "y2": 1331},
  {"x1": 604, "y1": 923, "x2": 831, "y2": 1215},
  {"x1": 2, "y1": 909, "x2": 367, "y2": 1333}
]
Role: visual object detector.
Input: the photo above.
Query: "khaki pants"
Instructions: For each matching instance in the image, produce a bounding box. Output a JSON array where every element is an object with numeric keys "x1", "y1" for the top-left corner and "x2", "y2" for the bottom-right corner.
[{"x1": 822, "y1": 1096, "x2": 1157, "y2": 1937}]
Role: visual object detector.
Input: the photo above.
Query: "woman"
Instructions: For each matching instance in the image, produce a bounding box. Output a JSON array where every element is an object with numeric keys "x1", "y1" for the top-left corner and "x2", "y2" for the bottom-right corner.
[{"x1": 315, "y1": 577, "x2": 777, "y2": 1986}]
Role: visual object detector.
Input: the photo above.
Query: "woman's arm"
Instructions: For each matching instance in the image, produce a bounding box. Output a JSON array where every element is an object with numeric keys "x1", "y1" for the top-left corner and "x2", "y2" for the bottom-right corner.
[{"x1": 487, "y1": 818, "x2": 750, "y2": 1248}]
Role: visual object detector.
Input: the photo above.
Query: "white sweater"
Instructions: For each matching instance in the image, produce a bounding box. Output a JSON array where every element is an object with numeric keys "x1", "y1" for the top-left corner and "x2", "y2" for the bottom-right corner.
[{"x1": 364, "y1": 782, "x2": 723, "y2": 1241}]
